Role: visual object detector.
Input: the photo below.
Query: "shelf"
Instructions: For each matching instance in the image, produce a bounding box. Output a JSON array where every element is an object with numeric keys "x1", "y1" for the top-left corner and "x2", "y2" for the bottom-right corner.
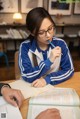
[
  {"x1": 0, "y1": 24, "x2": 26, "y2": 28},
  {"x1": 56, "y1": 23, "x2": 80, "y2": 27},
  {"x1": 0, "y1": 38, "x2": 26, "y2": 41},
  {"x1": 0, "y1": 23, "x2": 80, "y2": 28}
]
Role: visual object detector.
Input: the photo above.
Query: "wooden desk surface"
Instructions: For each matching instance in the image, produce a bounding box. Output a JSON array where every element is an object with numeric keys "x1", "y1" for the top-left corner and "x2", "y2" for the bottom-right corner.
[
  {"x1": 1, "y1": 72, "x2": 80, "y2": 119},
  {"x1": 19, "y1": 72, "x2": 80, "y2": 119}
]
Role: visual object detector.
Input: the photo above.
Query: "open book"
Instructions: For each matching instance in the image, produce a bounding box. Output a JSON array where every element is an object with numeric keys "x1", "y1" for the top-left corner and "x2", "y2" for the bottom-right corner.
[
  {"x1": 27, "y1": 88, "x2": 80, "y2": 119},
  {"x1": 9, "y1": 79, "x2": 54, "y2": 99}
]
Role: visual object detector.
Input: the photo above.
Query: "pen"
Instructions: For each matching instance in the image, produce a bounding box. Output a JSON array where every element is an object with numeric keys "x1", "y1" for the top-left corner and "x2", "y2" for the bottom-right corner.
[
  {"x1": 48, "y1": 40, "x2": 55, "y2": 48},
  {"x1": 48, "y1": 40, "x2": 63, "y2": 55}
]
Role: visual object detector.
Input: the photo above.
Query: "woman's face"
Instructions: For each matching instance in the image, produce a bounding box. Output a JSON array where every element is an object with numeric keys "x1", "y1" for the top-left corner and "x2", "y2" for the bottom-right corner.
[{"x1": 37, "y1": 18, "x2": 55, "y2": 45}]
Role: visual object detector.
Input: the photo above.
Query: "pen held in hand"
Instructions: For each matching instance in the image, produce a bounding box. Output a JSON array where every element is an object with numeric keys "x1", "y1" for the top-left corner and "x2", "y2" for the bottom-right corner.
[
  {"x1": 48, "y1": 40, "x2": 55, "y2": 48},
  {"x1": 48, "y1": 40, "x2": 63, "y2": 55}
]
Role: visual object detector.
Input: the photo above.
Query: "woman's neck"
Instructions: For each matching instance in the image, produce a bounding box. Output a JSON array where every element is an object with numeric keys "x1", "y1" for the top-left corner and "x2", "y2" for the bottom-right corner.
[{"x1": 37, "y1": 41, "x2": 48, "y2": 51}]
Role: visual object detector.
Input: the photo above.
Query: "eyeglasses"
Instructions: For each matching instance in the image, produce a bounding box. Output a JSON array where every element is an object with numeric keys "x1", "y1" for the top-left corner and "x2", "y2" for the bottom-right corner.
[{"x1": 38, "y1": 25, "x2": 55, "y2": 38}]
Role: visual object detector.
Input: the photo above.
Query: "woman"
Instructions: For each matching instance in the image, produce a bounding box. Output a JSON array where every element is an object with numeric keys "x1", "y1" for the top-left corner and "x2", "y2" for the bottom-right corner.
[{"x1": 19, "y1": 7, "x2": 74, "y2": 87}]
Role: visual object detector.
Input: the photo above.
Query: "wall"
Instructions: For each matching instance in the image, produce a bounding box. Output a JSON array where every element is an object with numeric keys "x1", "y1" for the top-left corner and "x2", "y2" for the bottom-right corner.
[
  {"x1": 0, "y1": 0, "x2": 80, "y2": 24},
  {"x1": 0, "y1": 0, "x2": 80, "y2": 50}
]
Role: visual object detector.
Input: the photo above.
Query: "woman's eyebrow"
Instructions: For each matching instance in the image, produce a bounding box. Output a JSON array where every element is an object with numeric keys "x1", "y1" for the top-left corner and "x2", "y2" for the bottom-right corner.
[{"x1": 39, "y1": 24, "x2": 53, "y2": 32}]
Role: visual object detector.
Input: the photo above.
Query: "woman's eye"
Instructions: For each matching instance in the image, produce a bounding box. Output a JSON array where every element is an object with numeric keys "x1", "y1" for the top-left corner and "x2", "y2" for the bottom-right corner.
[{"x1": 38, "y1": 31, "x2": 44, "y2": 35}]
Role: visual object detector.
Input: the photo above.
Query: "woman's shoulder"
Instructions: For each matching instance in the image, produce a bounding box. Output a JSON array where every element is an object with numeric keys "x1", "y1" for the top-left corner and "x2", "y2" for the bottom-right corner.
[
  {"x1": 21, "y1": 39, "x2": 31, "y2": 46},
  {"x1": 52, "y1": 37, "x2": 67, "y2": 46},
  {"x1": 19, "y1": 39, "x2": 32, "y2": 51},
  {"x1": 20, "y1": 35, "x2": 34, "y2": 46},
  {"x1": 53, "y1": 36, "x2": 65, "y2": 42}
]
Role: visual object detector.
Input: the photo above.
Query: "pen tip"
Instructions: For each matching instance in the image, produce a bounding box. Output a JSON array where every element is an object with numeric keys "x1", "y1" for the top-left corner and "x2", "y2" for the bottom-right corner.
[{"x1": 47, "y1": 40, "x2": 50, "y2": 42}]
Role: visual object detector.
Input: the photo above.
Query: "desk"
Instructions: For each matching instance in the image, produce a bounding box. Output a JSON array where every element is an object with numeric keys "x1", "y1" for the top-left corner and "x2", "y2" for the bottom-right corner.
[
  {"x1": 1, "y1": 72, "x2": 80, "y2": 119},
  {"x1": 19, "y1": 72, "x2": 80, "y2": 119}
]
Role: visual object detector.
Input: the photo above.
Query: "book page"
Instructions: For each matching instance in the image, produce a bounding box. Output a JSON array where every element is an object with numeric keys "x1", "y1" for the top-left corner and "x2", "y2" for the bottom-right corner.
[
  {"x1": 9, "y1": 79, "x2": 54, "y2": 99},
  {"x1": 27, "y1": 104, "x2": 80, "y2": 119},
  {"x1": 30, "y1": 88, "x2": 80, "y2": 106},
  {"x1": 0, "y1": 97, "x2": 22, "y2": 119},
  {"x1": 0, "y1": 104, "x2": 22, "y2": 119},
  {"x1": 0, "y1": 97, "x2": 7, "y2": 106}
]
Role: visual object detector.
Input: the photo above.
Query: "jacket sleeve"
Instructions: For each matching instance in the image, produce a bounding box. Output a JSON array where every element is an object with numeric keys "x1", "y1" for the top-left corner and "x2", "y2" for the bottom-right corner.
[
  {"x1": 0, "y1": 83, "x2": 11, "y2": 96},
  {"x1": 19, "y1": 42, "x2": 53, "y2": 83},
  {"x1": 45, "y1": 41, "x2": 74, "y2": 85}
]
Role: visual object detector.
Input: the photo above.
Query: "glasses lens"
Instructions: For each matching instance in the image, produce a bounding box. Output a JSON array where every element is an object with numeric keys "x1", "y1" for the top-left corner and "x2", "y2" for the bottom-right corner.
[
  {"x1": 48, "y1": 25, "x2": 54, "y2": 34},
  {"x1": 38, "y1": 25, "x2": 55, "y2": 38}
]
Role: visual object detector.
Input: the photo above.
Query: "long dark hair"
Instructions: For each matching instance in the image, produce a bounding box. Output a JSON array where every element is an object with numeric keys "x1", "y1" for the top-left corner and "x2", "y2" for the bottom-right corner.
[
  {"x1": 26, "y1": 7, "x2": 55, "y2": 38},
  {"x1": 0, "y1": 1, "x2": 3, "y2": 10}
]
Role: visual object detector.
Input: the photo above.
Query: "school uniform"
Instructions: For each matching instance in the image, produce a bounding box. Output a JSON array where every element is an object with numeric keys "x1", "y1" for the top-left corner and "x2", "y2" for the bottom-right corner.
[{"x1": 19, "y1": 36, "x2": 74, "y2": 85}]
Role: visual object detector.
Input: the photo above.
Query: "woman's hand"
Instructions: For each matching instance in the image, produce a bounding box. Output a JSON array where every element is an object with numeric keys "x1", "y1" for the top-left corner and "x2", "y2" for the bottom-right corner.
[
  {"x1": 50, "y1": 46, "x2": 61, "y2": 62},
  {"x1": 32, "y1": 77, "x2": 47, "y2": 88}
]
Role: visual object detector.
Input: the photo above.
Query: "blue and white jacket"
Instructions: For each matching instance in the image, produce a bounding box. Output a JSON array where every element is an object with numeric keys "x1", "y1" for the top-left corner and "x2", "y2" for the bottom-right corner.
[{"x1": 19, "y1": 37, "x2": 74, "y2": 85}]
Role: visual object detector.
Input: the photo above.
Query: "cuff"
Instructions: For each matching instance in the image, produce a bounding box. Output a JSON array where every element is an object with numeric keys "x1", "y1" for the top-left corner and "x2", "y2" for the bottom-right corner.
[
  {"x1": 44, "y1": 58, "x2": 53, "y2": 68},
  {"x1": 45, "y1": 76, "x2": 51, "y2": 84},
  {"x1": 0, "y1": 83, "x2": 11, "y2": 96}
]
